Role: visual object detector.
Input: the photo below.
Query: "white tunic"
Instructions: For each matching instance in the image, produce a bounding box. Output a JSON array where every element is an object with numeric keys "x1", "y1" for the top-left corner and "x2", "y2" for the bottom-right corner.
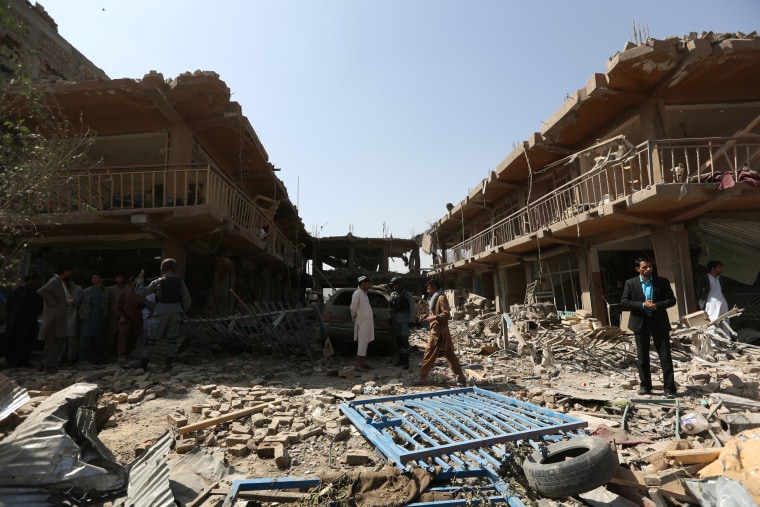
[
  {"x1": 350, "y1": 288, "x2": 375, "y2": 355},
  {"x1": 704, "y1": 274, "x2": 728, "y2": 322}
]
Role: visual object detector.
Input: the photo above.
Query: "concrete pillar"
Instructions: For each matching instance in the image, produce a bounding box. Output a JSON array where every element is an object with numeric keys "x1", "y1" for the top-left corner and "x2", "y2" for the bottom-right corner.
[
  {"x1": 586, "y1": 247, "x2": 607, "y2": 324},
  {"x1": 381, "y1": 244, "x2": 390, "y2": 272},
  {"x1": 651, "y1": 224, "x2": 692, "y2": 320},
  {"x1": 160, "y1": 239, "x2": 187, "y2": 276}
]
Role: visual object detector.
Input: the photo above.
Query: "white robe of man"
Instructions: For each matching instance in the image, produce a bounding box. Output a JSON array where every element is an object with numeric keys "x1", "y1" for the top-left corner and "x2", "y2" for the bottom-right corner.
[
  {"x1": 704, "y1": 274, "x2": 729, "y2": 322},
  {"x1": 350, "y1": 287, "x2": 375, "y2": 355}
]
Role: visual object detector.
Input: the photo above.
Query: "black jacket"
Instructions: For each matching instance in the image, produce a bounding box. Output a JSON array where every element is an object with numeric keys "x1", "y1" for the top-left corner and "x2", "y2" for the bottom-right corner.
[{"x1": 621, "y1": 275, "x2": 676, "y2": 333}]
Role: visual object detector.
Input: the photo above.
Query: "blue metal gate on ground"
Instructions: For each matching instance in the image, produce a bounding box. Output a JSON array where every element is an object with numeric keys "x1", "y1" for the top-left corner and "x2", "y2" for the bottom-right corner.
[
  {"x1": 339, "y1": 387, "x2": 587, "y2": 472},
  {"x1": 223, "y1": 387, "x2": 588, "y2": 506}
]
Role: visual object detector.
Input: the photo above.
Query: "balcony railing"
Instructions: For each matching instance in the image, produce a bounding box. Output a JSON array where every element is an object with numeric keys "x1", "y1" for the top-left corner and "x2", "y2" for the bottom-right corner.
[
  {"x1": 444, "y1": 137, "x2": 760, "y2": 265},
  {"x1": 38, "y1": 164, "x2": 301, "y2": 268}
]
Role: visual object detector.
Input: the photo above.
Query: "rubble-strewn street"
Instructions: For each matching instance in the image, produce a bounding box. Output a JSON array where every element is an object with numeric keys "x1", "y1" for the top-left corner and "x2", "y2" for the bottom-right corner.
[{"x1": 2, "y1": 301, "x2": 759, "y2": 506}]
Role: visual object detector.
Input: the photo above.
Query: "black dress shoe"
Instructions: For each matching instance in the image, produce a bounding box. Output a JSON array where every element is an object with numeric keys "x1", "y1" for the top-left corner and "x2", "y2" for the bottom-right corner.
[
  {"x1": 637, "y1": 387, "x2": 651, "y2": 395},
  {"x1": 665, "y1": 390, "x2": 677, "y2": 398}
]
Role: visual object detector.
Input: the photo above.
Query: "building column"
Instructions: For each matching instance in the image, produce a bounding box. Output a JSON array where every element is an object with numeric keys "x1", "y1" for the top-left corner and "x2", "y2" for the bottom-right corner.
[
  {"x1": 583, "y1": 247, "x2": 607, "y2": 324},
  {"x1": 381, "y1": 244, "x2": 390, "y2": 272},
  {"x1": 161, "y1": 239, "x2": 187, "y2": 276},
  {"x1": 651, "y1": 223, "x2": 693, "y2": 320}
]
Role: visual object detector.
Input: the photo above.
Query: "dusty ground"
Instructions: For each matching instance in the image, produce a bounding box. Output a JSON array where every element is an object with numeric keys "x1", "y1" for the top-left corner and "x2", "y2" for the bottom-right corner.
[{"x1": 2, "y1": 318, "x2": 755, "y2": 506}]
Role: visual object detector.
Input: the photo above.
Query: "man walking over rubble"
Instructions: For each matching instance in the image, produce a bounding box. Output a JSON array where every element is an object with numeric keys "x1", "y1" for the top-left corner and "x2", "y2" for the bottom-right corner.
[
  {"x1": 389, "y1": 276, "x2": 415, "y2": 369},
  {"x1": 350, "y1": 275, "x2": 374, "y2": 371},
  {"x1": 136, "y1": 258, "x2": 191, "y2": 372},
  {"x1": 418, "y1": 279, "x2": 466, "y2": 385},
  {"x1": 621, "y1": 257, "x2": 677, "y2": 398}
]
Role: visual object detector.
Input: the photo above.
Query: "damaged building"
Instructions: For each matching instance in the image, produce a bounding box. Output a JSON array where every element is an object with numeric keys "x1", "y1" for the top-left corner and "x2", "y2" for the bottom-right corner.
[
  {"x1": 1, "y1": 0, "x2": 426, "y2": 314},
  {"x1": 424, "y1": 31, "x2": 760, "y2": 330}
]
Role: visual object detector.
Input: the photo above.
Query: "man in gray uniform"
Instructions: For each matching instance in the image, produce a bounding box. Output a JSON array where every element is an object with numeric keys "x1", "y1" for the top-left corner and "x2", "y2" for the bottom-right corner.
[{"x1": 136, "y1": 258, "x2": 191, "y2": 372}]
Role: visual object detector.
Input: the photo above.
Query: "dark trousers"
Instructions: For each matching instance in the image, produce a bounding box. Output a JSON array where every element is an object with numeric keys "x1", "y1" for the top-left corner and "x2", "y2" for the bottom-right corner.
[{"x1": 634, "y1": 318, "x2": 675, "y2": 391}]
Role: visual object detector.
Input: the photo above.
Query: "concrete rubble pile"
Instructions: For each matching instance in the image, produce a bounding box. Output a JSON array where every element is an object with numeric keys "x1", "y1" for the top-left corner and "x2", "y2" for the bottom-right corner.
[{"x1": 1, "y1": 296, "x2": 759, "y2": 505}]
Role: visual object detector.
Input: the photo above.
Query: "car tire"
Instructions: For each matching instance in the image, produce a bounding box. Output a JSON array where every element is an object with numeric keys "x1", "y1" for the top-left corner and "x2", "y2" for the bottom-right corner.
[{"x1": 522, "y1": 436, "x2": 619, "y2": 498}]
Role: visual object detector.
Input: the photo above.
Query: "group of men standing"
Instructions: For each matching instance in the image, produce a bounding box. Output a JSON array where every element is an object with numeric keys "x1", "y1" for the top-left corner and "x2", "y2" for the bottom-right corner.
[{"x1": 4, "y1": 257, "x2": 191, "y2": 373}]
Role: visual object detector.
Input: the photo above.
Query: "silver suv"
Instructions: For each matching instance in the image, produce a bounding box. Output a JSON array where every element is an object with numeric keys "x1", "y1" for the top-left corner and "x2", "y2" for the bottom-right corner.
[{"x1": 321, "y1": 288, "x2": 392, "y2": 343}]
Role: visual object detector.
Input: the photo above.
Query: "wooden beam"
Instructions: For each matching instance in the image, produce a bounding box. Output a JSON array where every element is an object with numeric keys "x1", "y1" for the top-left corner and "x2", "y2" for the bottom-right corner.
[
  {"x1": 178, "y1": 399, "x2": 284, "y2": 435},
  {"x1": 664, "y1": 447, "x2": 722, "y2": 465}
]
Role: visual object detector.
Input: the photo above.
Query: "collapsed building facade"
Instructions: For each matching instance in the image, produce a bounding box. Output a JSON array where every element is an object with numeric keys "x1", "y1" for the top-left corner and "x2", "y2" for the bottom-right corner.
[
  {"x1": 3, "y1": 1, "x2": 427, "y2": 316},
  {"x1": 3, "y1": 0, "x2": 310, "y2": 313},
  {"x1": 424, "y1": 32, "x2": 760, "y2": 329}
]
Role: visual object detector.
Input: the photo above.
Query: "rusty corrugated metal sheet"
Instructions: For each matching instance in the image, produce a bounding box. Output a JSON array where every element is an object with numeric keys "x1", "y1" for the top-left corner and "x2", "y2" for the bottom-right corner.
[{"x1": 0, "y1": 373, "x2": 29, "y2": 422}]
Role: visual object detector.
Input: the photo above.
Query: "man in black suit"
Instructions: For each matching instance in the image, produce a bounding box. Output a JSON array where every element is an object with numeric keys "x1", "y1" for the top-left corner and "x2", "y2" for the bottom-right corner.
[{"x1": 621, "y1": 257, "x2": 678, "y2": 398}]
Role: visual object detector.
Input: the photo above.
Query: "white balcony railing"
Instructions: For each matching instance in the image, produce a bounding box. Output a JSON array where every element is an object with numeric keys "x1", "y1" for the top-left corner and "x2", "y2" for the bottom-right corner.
[
  {"x1": 444, "y1": 137, "x2": 760, "y2": 264},
  {"x1": 34, "y1": 164, "x2": 301, "y2": 268}
]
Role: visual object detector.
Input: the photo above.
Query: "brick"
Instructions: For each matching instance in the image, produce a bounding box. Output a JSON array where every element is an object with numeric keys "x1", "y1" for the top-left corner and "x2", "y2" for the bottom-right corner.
[
  {"x1": 345, "y1": 449, "x2": 372, "y2": 465},
  {"x1": 146, "y1": 386, "x2": 167, "y2": 397},
  {"x1": 227, "y1": 444, "x2": 249, "y2": 457},
  {"x1": 261, "y1": 434, "x2": 290, "y2": 448},
  {"x1": 281, "y1": 431, "x2": 300, "y2": 445},
  {"x1": 231, "y1": 422, "x2": 251, "y2": 434},
  {"x1": 226, "y1": 435, "x2": 251, "y2": 446},
  {"x1": 274, "y1": 444, "x2": 289, "y2": 469},
  {"x1": 257, "y1": 441, "x2": 279, "y2": 458},
  {"x1": 253, "y1": 415, "x2": 272, "y2": 427},
  {"x1": 325, "y1": 426, "x2": 351, "y2": 442},
  {"x1": 199, "y1": 384, "x2": 217, "y2": 394},
  {"x1": 298, "y1": 426, "x2": 324, "y2": 440},
  {"x1": 175, "y1": 441, "x2": 196, "y2": 454},
  {"x1": 192, "y1": 404, "x2": 211, "y2": 414},
  {"x1": 127, "y1": 390, "x2": 145, "y2": 403},
  {"x1": 167, "y1": 414, "x2": 188, "y2": 427}
]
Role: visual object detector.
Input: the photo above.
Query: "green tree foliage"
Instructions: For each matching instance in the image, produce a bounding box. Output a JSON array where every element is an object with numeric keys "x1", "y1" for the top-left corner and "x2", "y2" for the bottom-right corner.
[{"x1": 0, "y1": 1, "x2": 95, "y2": 282}]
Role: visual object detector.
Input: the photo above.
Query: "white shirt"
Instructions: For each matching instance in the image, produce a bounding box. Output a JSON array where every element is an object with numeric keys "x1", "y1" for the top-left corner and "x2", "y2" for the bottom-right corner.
[{"x1": 704, "y1": 274, "x2": 728, "y2": 321}]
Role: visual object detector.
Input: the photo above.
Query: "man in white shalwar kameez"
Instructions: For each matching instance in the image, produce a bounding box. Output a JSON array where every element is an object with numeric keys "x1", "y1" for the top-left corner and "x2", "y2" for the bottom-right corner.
[
  {"x1": 350, "y1": 275, "x2": 374, "y2": 370},
  {"x1": 696, "y1": 260, "x2": 735, "y2": 337}
]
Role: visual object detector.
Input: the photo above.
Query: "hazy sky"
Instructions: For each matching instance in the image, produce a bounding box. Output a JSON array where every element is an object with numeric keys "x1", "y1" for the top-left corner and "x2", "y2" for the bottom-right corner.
[{"x1": 38, "y1": 0, "x2": 759, "y2": 247}]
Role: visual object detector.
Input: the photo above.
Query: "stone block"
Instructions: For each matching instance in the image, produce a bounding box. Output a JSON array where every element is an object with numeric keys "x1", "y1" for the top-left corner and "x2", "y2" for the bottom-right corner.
[
  {"x1": 127, "y1": 389, "x2": 145, "y2": 403},
  {"x1": 226, "y1": 434, "x2": 251, "y2": 447},
  {"x1": 274, "y1": 444, "x2": 289, "y2": 469},
  {"x1": 167, "y1": 414, "x2": 188, "y2": 427},
  {"x1": 175, "y1": 441, "x2": 196, "y2": 454},
  {"x1": 146, "y1": 385, "x2": 167, "y2": 397},
  {"x1": 345, "y1": 449, "x2": 372, "y2": 465},
  {"x1": 199, "y1": 384, "x2": 217, "y2": 394},
  {"x1": 227, "y1": 444, "x2": 249, "y2": 457},
  {"x1": 298, "y1": 426, "x2": 324, "y2": 440}
]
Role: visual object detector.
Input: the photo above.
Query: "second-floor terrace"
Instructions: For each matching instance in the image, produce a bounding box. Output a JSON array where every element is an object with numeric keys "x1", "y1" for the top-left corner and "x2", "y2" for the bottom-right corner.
[
  {"x1": 10, "y1": 163, "x2": 303, "y2": 270},
  {"x1": 437, "y1": 136, "x2": 760, "y2": 270}
]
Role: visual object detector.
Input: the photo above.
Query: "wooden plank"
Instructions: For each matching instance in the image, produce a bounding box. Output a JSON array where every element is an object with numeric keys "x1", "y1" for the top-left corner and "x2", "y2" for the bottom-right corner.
[
  {"x1": 178, "y1": 400, "x2": 283, "y2": 435},
  {"x1": 664, "y1": 447, "x2": 722, "y2": 465},
  {"x1": 610, "y1": 468, "x2": 698, "y2": 503}
]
